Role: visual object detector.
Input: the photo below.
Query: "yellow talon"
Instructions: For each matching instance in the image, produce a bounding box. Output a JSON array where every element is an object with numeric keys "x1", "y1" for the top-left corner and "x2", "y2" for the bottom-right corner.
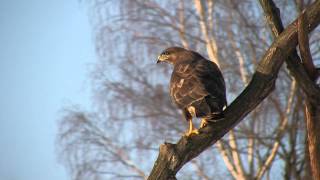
[
  {"x1": 185, "y1": 129, "x2": 199, "y2": 136},
  {"x1": 200, "y1": 119, "x2": 208, "y2": 128}
]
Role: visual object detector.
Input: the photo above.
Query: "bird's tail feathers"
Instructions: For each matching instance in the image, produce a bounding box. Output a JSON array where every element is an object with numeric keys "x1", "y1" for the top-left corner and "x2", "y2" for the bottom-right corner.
[{"x1": 205, "y1": 112, "x2": 224, "y2": 122}]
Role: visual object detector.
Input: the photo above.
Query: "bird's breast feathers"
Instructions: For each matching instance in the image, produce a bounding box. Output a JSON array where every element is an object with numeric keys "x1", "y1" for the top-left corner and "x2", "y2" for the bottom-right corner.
[{"x1": 177, "y1": 78, "x2": 185, "y2": 88}]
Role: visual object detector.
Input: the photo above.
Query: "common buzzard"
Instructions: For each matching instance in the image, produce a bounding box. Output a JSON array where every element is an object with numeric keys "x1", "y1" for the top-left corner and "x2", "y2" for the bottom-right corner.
[{"x1": 157, "y1": 47, "x2": 227, "y2": 136}]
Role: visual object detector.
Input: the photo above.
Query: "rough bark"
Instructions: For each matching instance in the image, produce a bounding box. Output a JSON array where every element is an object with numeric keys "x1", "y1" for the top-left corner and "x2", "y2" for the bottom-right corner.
[
  {"x1": 259, "y1": 0, "x2": 320, "y2": 103},
  {"x1": 298, "y1": 11, "x2": 317, "y2": 80},
  {"x1": 148, "y1": 1, "x2": 320, "y2": 179},
  {"x1": 259, "y1": 1, "x2": 320, "y2": 179},
  {"x1": 305, "y1": 100, "x2": 320, "y2": 180},
  {"x1": 298, "y1": 9, "x2": 320, "y2": 180}
]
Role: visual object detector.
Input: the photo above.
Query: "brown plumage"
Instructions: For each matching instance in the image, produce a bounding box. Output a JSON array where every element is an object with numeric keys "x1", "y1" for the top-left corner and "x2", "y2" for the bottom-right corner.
[{"x1": 157, "y1": 47, "x2": 227, "y2": 136}]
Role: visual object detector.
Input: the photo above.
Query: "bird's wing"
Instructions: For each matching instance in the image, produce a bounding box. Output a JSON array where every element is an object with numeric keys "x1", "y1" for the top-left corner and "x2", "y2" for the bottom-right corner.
[
  {"x1": 170, "y1": 60, "x2": 210, "y2": 109},
  {"x1": 195, "y1": 59, "x2": 227, "y2": 107},
  {"x1": 170, "y1": 59, "x2": 226, "y2": 110}
]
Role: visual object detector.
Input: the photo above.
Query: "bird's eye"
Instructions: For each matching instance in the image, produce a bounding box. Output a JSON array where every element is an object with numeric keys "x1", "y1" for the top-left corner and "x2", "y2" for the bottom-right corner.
[{"x1": 163, "y1": 52, "x2": 170, "y2": 55}]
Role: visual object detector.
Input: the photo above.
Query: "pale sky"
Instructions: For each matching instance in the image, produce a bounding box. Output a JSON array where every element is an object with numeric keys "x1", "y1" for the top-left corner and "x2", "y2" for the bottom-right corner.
[{"x1": 0, "y1": 0, "x2": 95, "y2": 179}]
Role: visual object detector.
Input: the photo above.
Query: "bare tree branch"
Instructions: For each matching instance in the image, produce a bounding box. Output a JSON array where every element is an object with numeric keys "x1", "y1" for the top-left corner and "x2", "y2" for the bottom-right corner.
[
  {"x1": 255, "y1": 80, "x2": 296, "y2": 179},
  {"x1": 216, "y1": 142, "x2": 239, "y2": 179},
  {"x1": 298, "y1": 6, "x2": 320, "y2": 180},
  {"x1": 148, "y1": 2, "x2": 320, "y2": 179},
  {"x1": 305, "y1": 99, "x2": 320, "y2": 180},
  {"x1": 178, "y1": 0, "x2": 190, "y2": 49},
  {"x1": 229, "y1": 131, "x2": 246, "y2": 180},
  {"x1": 193, "y1": 0, "x2": 219, "y2": 66},
  {"x1": 298, "y1": 10, "x2": 317, "y2": 80},
  {"x1": 259, "y1": 1, "x2": 320, "y2": 179},
  {"x1": 259, "y1": 0, "x2": 320, "y2": 103},
  {"x1": 191, "y1": 160, "x2": 210, "y2": 180}
]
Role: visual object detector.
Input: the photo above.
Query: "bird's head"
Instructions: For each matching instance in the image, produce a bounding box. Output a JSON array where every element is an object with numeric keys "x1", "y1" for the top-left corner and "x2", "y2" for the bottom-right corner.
[{"x1": 157, "y1": 47, "x2": 189, "y2": 65}]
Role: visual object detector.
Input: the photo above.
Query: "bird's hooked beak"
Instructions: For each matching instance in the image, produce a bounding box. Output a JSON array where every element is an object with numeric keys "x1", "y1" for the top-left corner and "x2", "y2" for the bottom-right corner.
[
  {"x1": 157, "y1": 54, "x2": 169, "y2": 64},
  {"x1": 156, "y1": 56, "x2": 161, "y2": 64}
]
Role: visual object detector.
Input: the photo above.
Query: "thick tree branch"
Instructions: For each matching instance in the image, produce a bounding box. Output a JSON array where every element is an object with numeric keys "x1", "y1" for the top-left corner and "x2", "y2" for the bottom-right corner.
[
  {"x1": 259, "y1": 1, "x2": 320, "y2": 179},
  {"x1": 259, "y1": 0, "x2": 320, "y2": 104},
  {"x1": 298, "y1": 11, "x2": 317, "y2": 80},
  {"x1": 298, "y1": 6, "x2": 320, "y2": 180},
  {"x1": 305, "y1": 99, "x2": 320, "y2": 180},
  {"x1": 148, "y1": 1, "x2": 320, "y2": 179}
]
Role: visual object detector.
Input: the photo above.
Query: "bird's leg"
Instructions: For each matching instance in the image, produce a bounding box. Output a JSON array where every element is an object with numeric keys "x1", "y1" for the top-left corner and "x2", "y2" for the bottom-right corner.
[
  {"x1": 183, "y1": 107, "x2": 199, "y2": 136},
  {"x1": 200, "y1": 118, "x2": 208, "y2": 128},
  {"x1": 186, "y1": 119, "x2": 199, "y2": 136},
  {"x1": 189, "y1": 120, "x2": 193, "y2": 133}
]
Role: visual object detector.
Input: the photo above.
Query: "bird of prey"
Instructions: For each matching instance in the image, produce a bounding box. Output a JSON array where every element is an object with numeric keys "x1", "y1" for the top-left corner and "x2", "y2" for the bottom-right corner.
[{"x1": 157, "y1": 47, "x2": 227, "y2": 136}]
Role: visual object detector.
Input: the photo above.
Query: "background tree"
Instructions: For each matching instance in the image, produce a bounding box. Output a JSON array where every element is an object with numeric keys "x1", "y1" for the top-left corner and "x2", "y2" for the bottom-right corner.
[{"x1": 57, "y1": 0, "x2": 320, "y2": 179}]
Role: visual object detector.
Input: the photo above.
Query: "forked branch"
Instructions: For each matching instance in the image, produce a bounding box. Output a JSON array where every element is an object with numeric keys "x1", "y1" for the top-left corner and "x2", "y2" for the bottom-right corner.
[
  {"x1": 148, "y1": 1, "x2": 320, "y2": 179},
  {"x1": 259, "y1": 1, "x2": 320, "y2": 178}
]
